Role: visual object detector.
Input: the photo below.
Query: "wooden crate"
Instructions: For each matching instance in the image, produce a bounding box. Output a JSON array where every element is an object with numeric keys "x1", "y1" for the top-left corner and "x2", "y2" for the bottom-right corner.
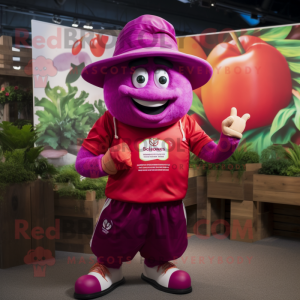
[
  {"x1": 253, "y1": 174, "x2": 300, "y2": 206},
  {"x1": 184, "y1": 168, "x2": 211, "y2": 234},
  {"x1": 0, "y1": 180, "x2": 55, "y2": 269},
  {"x1": 54, "y1": 191, "x2": 106, "y2": 254},
  {"x1": 207, "y1": 163, "x2": 262, "y2": 200},
  {"x1": 230, "y1": 200, "x2": 273, "y2": 243},
  {"x1": 0, "y1": 36, "x2": 32, "y2": 77},
  {"x1": 273, "y1": 203, "x2": 300, "y2": 239}
]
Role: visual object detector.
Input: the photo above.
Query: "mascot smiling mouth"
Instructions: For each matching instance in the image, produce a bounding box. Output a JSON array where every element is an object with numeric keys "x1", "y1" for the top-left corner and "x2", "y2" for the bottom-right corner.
[{"x1": 131, "y1": 98, "x2": 169, "y2": 115}]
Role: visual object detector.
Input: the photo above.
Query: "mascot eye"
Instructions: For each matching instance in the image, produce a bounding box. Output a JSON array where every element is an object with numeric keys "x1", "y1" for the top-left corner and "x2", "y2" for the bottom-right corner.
[
  {"x1": 154, "y1": 69, "x2": 169, "y2": 89},
  {"x1": 132, "y1": 68, "x2": 148, "y2": 88}
]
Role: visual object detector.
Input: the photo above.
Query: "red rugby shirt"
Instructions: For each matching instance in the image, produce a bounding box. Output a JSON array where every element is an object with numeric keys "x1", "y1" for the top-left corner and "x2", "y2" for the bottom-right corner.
[{"x1": 82, "y1": 111, "x2": 212, "y2": 203}]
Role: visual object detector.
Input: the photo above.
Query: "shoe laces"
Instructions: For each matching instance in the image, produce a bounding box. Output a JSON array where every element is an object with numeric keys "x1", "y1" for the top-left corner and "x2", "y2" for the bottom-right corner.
[
  {"x1": 89, "y1": 263, "x2": 110, "y2": 281},
  {"x1": 157, "y1": 262, "x2": 176, "y2": 274}
]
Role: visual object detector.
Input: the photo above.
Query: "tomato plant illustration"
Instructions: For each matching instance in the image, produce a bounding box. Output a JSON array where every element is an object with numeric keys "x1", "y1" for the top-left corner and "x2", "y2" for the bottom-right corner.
[
  {"x1": 72, "y1": 33, "x2": 109, "y2": 58},
  {"x1": 90, "y1": 34, "x2": 109, "y2": 57}
]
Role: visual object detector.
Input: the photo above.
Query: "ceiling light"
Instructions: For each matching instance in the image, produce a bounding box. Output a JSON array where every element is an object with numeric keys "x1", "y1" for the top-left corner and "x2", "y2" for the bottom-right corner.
[
  {"x1": 83, "y1": 21, "x2": 93, "y2": 30},
  {"x1": 13, "y1": 66, "x2": 21, "y2": 70},
  {"x1": 52, "y1": 15, "x2": 62, "y2": 25},
  {"x1": 72, "y1": 19, "x2": 79, "y2": 27},
  {"x1": 211, "y1": 2, "x2": 215, "y2": 6}
]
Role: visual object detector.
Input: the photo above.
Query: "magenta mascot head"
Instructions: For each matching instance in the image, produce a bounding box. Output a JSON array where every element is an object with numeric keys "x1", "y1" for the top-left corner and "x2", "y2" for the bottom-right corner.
[{"x1": 82, "y1": 15, "x2": 212, "y2": 128}]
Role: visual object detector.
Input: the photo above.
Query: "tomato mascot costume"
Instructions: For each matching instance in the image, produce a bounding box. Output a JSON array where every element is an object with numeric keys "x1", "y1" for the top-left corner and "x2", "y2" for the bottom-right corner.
[{"x1": 74, "y1": 15, "x2": 250, "y2": 299}]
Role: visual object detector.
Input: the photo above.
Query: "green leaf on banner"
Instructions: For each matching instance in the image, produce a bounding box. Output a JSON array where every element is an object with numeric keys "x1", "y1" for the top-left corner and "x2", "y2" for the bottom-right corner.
[
  {"x1": 237, "y1": 26, "x2": 292, "y2": 41},
  {"x1": 259, "y1": 26, "x2": 292, "y2": 41},
  {"x1": 190, "y1": 92, "x2": 208, "y2": 122},
  {"x1": 240, "y1": 126, "x2": 273, "y2": 156},
  {"x1": 66, "y1": 63, "x2": 85, "y2": 84},
  {"x1": 293, "y1": 94, "x2": 300, "y2": 130},
  {"x1": 267, "y1": 39, "x2": 300, "y2": 57},
  {"x1": 44, "y1": 81, "x2": 67, "y2": 107},
  {"x1": 270, "y1": 102, "x2": 297, "y2": 144},
  {"x1": 288, "y1": 61, "x2": 300, "y2": 74}
]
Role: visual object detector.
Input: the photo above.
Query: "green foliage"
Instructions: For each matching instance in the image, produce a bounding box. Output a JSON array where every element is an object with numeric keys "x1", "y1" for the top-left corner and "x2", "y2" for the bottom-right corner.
[
  {"x1": 285, "y1": 142, "x2": 300, "y2": 169},
  {"x1": 0, "y1": 121, "x2": 37, "y2": 151},
  {"x1": 55, "y1": 165, "x2": 80, "y2": 183},
  {"x1": 74, "y1": 177, "x2": 108, "y2": 199},
  {"x1": 261, "y1": 144, "x2": 288, "y2": 163},
  {"x1": 0, "y1": 86, "x2": 32, "y2": 105},
  {"x1": 283, "y1": 165, "x2": 300, "y2": 177},
  {"x1": 13, "y1": 119, "x2": 33, "y2": 129},
  {"x1": 35, "y1": 82, "x2": 104, "y2": 150},
  {"x1": 87, "y1": 99, "x2": 107, "y2": 126},
  {"x1": 0, "y1": 122, "x2": 57, "y2": 200},
  {"x1": 259, "y1": 143, "x2": 300, "y2": 177},
  {"x1": 258, "y1": 159, "x2": 292, "y2": 176},
  {"x1": 189, "y1": 152, "x2": 204, "y2": 169},
  {"x1": 55, "y1": 164, "x2": 107, "y2": 200},
  {"x1": 56, "y1": 186, "x2": 87, "y2": 200},
  {"x1": 228, "y1": 144, "x2": 259, "y2": 165},
  {"x1": 203, "y1": 144, "x2": 259, "y2": 180}
]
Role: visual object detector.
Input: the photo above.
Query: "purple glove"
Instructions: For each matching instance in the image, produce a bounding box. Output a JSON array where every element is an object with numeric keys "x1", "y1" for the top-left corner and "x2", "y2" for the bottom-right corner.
[
  {"x1": 75, "y1": 147, "x2": 108, "y2": 178},
  {"x1": 198, "y1": 132, "x2": 240, "y2": 163}
]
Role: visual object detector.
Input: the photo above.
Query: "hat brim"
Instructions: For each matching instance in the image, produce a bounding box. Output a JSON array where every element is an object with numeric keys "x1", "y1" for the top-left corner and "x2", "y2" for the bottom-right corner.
[{"x1": 81, "y1": 47, "x2": 213, "y2": 90}]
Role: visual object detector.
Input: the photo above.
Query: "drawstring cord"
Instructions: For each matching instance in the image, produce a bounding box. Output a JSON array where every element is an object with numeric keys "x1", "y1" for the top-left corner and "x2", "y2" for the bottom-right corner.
[
  {"x1": 179, "y1": 119, "x2": 186, "y2": 141},
  {"x1": 113, "y1": 117, "x2": 119, "y2": 139}
]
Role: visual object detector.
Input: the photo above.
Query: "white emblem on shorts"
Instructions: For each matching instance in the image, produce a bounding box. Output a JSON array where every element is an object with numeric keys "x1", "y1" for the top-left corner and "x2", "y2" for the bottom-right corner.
[{"x1": 102, "y1": 219, "x2": 113, "y2": 234}]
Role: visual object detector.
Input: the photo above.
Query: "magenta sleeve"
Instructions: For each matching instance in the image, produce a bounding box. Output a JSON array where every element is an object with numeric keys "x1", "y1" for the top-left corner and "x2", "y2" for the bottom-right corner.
[
  {"x1": 198, "y1": 132, "x2": 240, "y2": 163},
  {"x1": 75, "y1": 146, "x2": 108, "y2": 178}
]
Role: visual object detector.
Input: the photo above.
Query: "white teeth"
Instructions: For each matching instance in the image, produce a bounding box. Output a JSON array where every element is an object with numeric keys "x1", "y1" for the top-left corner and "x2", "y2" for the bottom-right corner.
[{"x1": 132, "y1": 98, "x2": 167, "y2": 107}]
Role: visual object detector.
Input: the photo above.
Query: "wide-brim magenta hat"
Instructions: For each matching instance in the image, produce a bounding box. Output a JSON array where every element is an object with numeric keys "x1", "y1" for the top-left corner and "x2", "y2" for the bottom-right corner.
[{"x1": 81, "y1": 15, "x2": 213, "y2": 90}]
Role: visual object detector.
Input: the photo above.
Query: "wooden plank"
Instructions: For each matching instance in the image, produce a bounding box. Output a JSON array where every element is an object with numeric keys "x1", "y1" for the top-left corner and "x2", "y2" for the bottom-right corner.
[
  {"x1": 0, "y1": 60, "x2": 29, "y2": 67},
  {"x1": 231, "y1": 200, "x2": 254, "y2": 219},
  {"x1": 273, "y1": 205, "x2": 300, "y2": 217},
  {"x1": 253, "y1": 190, "x2": 300, "y2": 206},
  {"x1": 56, "y1": 243, "x2": 85, "y2": 254},
  {"x1": 273, "y1": 230, "x2": 300, "y2": 240},
  {"x1": 210, "y1": 198, "x2": 226, "y2": 234},
  {"x1": 245, "y1": 163, "x2": 262, "y2": 172},
  {"x1": 0, "y1": 67, "x2": 31, "y2": 77},
  {"x1": 188, "y1": 167, "x2": 205, "y2": 178},
  {"x1": 57, "y1": 216, "x2": 94, "y2": 235},
  {"x1": 0, "y1": 45, "x2": 32, "y2": 58},
  {"x1": 30, "y1": 180, "x2": 55, "y2": 258},
  {"x1": 254, "y1": 174, "x2": 300, "y2": 194},
  {"x1": 0, "y1": 183, "x2": 32, "y2": 269},
  {"x1": 57, "y1": 233, "x2": 92, "y2": 245},
  {"x1": 273, "y1": 214, "x2": 300, "y2": 225},
  {"x1": 54, "y1": 195, "x2": 95, "y2": 218},
  {"x1": 183, "y1": 177, "x2": 197, "y2": 206},
  {"x1": 207, "y1": 170, "x2": 244, "y2": 200},
  {"x1": 274, "y1": 222, "x2": 300, "y2": 233}
]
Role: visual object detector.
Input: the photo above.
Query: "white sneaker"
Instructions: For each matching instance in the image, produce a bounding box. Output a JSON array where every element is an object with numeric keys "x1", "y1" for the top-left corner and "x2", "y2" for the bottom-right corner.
[
  {"x1": 74, "y1": 263, "x2": 125, "y2": 299},
  {"x1": 142, "y1": 262, "x2": 192, "y2": 294}
]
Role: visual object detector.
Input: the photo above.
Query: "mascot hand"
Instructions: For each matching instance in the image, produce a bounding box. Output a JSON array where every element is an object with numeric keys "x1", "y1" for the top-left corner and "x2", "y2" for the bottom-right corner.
[
  {"x1": 222, "y1": 107, "x2": 250, "y2": 139},
  {"x1": 102, "y1": 142, "x2": 132, "y2": 175}
]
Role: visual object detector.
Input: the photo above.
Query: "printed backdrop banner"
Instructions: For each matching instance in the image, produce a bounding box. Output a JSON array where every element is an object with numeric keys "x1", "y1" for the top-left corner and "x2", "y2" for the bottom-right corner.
[
  {"x1": 30, "y1": 20, "x2": 117, "y2": 164},
  {"x1": 31, "y1": 20, "x2": 300, "y2": 160},
  {"x1": 177, "y1": 24, "x2": 300, "y2": 155}
]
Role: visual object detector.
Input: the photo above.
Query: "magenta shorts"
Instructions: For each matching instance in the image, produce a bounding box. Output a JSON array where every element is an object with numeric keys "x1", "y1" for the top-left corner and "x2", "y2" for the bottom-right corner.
[{"x1": 90, "y1": 198, "x2": 188, "y2": 268}]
